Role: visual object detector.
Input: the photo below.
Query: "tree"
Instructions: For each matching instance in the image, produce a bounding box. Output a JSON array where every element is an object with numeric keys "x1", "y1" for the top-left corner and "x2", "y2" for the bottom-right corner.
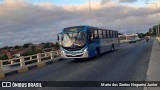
[
  {"x1": 55, "y1": 42, "x2": 60, "y2": 50},
  {"x1": 21, "y1": 51, "x2": 36, "y2": 56},
  {"x1": 14, "y1": 45, "x2": 20, "y2": 49},
  {"x1": 145, "y1": 32, "x2": 150, "y2": 36},
  {"x1": 137, "y1": 33, "x2": 144, "y2": 38},
  {"x1": 149, "y1": 24, "x2": 160, "y2": 36},
  {"x1": 43, "y1": 42, "x2": 53, "y2": 48},
  {"x1": 2, "y1": 46, "x2": 10, "y2": 50},
  {"x1": 0, "y1": 54, "x2": 8, "y2": 60},
  {"x1": 23, "y1": 44, "x2": 29, "y2": 48},
  {"x1": 152, "y1": 26, "x2": 157, "y2": 36},
  {"x1": 31, "y1": 46, "x2": 35, "y2": 51}
]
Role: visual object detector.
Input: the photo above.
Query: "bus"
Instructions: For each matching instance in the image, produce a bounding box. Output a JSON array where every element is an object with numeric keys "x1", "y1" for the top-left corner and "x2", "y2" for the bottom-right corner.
[{"x1": 57, "y1": 25, "x2": 119, "y2": 59}]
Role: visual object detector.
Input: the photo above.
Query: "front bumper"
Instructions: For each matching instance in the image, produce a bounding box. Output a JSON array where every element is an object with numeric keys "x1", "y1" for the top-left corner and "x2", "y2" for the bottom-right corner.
[{"x1": 61, "y1": 48, "x2": 88, "y2": 58}]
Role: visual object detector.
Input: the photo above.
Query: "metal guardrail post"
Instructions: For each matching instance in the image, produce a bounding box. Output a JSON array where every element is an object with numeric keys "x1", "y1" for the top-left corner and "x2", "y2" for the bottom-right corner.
[
  {"x1": 0, "y1": 60, "x2": 3, "y2": 72},
  {"x1": 50, "y1": 51, "x2": 55, "y2": 59},
  {"x1": 20, "y1": 56, "x2": 25, "y2": 67}
]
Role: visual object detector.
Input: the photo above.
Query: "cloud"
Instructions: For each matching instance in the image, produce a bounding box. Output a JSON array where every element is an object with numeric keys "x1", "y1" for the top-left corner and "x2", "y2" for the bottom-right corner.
[
  {"x1": 0, "y1": 0, "x2": 159, "y2": 47},
  {"x1": 119, "y1": 0, "x2": 137, "y2": 3},
  {"x1": 101, "y1": 0, "x2": 111, "y2": 4},
  {"x1": 144, "y1": 0, "x2": 149, "y2": 2}
]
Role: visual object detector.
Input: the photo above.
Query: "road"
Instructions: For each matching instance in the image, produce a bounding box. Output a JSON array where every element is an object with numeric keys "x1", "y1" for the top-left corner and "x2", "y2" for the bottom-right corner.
[{"x1": 0, "y1": 39, "x2": 153, "y2": 90}]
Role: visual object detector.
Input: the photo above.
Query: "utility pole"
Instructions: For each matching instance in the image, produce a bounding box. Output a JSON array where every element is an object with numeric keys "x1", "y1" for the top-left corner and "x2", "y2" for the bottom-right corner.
[
  {"x1": 89, "y1": 0, "x2": 92, "y2": 25},
  {"x1": 125, "y1": 24, "x2": 127, "y2": 40}
]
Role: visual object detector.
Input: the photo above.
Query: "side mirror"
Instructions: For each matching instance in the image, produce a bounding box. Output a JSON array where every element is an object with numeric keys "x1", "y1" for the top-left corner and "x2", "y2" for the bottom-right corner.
[
  {"x1": 57, "y1": 33, "x2": 63, "y2": 45},
  {"x1": 61, "y1": 36, "x2": 63, "y2": 41},
  {"x1": 57, "y1": 33, "x2": 63, "y2": 40}
]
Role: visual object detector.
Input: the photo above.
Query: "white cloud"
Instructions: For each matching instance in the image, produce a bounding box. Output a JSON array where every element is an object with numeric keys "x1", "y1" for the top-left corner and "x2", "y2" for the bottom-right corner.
[
  {"x1": 0, "y1": 0, "x2": 159, "y2": 47},
  {"x1": 101, "y1": 0, "x2": 111, "y2": 4}
]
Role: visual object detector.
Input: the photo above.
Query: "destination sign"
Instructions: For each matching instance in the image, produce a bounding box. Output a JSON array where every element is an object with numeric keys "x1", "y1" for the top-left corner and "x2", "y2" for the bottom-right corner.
[{"x1": 63, "y1": 26, "x2": 84, "y2": 32}]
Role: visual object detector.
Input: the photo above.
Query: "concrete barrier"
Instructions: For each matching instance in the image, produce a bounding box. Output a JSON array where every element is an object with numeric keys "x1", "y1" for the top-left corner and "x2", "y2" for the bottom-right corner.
[
  {"x1": 144, "y1": 38, "x2": 160, "y2": 90},
  {"x1": 156, "y1": 37, "x2": 160, "y2": 44},
  {"x1": 0, "y1": 50, "x2": 61, "y2": 79}
]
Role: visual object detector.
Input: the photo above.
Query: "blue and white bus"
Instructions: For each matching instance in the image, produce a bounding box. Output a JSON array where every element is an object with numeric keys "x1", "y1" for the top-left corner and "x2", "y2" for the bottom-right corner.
[{"x1": 57, "y1": 26, "x2": 119, "y2": 58}]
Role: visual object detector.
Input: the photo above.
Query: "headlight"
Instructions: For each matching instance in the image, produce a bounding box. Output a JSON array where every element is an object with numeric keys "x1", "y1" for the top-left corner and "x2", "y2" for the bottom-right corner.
[
  {"x1": 83, "y1": 48, "x2": 88, "y2": 57},
  {"x1": 84, "y1": 48, "x2": 88, "y2": 52}
]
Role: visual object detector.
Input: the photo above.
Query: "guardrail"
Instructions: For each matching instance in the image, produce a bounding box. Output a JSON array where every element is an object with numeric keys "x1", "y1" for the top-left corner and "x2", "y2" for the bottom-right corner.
[{"x1": 0, "y1": 50, "x2": 61, "y2": 78}]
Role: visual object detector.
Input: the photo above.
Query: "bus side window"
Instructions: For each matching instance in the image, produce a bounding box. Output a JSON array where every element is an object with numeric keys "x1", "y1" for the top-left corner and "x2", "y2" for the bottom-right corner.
[
  {"x1": 108, "y1": 31, "x2": 110, "y2": 38},
  {"x1": 88, "y1": 30, "x2": 94, "y2": 43},
  {"x1": 112, "y1": 31, "x2": 115, "y2": 38},
  {"x1": 114, "y1": 31, "x2": 116, "y2": 38},
  {"x1": 110, "y1": 31, "x2": 112, "y2": 38},
  {"x1": 114, "y1": 31, "x2": 117, "y2": 38},
  {"x1": 94, "y1": 30, "x2": 99, "y2": 39},
  {"x1": 106, "y1": 31, "x2": 109, "y2": 38},
  {"x1": 116, "y1": 31, "x2": 118, "y2": 38},
  {"x1": 98, "y1": 30, "x2": 103, "y2": 39},
  {"x1": 103, "y1": 30, "x2": 106, "y2": 39}
]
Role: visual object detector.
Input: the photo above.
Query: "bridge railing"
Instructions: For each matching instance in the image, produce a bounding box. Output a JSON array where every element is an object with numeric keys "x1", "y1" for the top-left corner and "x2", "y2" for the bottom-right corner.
[{"x1": 0, "y1": 50, "x2": 61, "y2": 74}]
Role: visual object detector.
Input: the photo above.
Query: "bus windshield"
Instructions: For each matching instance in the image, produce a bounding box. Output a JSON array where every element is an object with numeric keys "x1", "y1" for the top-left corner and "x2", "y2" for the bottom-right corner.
[{"x1": 62, "y1": 31, "x2": 86, "y2": 49}]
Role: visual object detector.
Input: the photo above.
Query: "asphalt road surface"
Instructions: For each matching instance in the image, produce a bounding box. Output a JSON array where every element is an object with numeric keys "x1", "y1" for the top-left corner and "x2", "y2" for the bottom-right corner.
[{"x1": 0, "y1": 39, "x2": 154, "y2": 90}]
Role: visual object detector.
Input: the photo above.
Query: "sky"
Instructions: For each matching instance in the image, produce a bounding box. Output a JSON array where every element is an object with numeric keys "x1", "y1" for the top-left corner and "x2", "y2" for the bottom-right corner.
[{"x1": 0, "y1": 0, "x2": 160, "y2": 47}]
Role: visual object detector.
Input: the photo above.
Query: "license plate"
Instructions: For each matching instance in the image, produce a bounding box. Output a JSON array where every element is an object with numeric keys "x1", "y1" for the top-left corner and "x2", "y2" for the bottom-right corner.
[{"x1": 71, "y1": 54, "x2": 76, "y2": 56}]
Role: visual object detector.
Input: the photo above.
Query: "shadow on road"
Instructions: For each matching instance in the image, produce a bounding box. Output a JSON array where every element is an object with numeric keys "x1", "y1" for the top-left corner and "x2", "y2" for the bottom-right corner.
[{"x1": 68, "y1": 50, "x2": 118, "y2": 63}]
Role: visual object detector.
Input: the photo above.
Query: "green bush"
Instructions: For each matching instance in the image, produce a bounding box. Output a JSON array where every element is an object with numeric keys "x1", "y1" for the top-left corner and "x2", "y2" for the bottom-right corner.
[
  {"x1": 21, "y1": 50, "x2": 42, "y2": 56},
  {"x1": 0, "y1": 54, "x2": 8, "y2": 60},
  {"x1": 21, "y1": 51, "x2": 37, "y2": 56}
]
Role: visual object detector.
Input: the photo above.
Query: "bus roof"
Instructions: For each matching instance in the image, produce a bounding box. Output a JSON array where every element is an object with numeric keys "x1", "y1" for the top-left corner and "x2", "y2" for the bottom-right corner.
[{"x1": 63, "y1": 25, "x2": 118, "y2": 32}]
